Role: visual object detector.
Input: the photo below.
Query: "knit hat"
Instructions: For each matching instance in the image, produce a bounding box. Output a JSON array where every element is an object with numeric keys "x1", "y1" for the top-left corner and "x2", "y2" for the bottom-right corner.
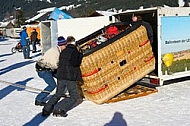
[
  {"x1": 57, "y1": 36, "x2": 67, "y2": 46},
  {"x1": 23, "y1": 26, "x2": 27, "y2": 30}
]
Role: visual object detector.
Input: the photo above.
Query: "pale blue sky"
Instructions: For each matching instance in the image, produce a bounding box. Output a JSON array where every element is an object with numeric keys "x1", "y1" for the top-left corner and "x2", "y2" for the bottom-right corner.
[{"x1": 161, "y1": 16, "x2": 190, "y2": 54}]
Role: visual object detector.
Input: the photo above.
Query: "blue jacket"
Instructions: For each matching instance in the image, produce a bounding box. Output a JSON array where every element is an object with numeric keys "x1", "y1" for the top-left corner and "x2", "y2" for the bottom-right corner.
[{"x1": 20, "y1": 29, "x2": 29, "y2": 46}]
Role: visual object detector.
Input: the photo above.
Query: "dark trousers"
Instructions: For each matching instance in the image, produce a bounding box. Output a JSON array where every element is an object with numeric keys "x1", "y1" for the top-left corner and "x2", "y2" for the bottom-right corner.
[
  {"x1": 32, "y1": 41, "x2": 37, "y2": 51},
  {"x1": 43, "y1": 79, "x2": 79, "y2": 112}
]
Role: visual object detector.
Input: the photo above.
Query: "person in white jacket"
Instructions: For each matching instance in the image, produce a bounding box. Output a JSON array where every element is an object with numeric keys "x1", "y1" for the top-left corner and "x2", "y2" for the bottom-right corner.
[{"x1": 34, "y1": 36, "x2": 66, "y2": 106}]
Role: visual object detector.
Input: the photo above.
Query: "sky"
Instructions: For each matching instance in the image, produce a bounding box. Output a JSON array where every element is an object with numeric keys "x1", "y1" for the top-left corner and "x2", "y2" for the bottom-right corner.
[
  {"x1": 161, "y1": 16, "x2": 190, "y2": 54},
  {"x1": 1, "y1": 38, "x2": 190, "y2": 126}
]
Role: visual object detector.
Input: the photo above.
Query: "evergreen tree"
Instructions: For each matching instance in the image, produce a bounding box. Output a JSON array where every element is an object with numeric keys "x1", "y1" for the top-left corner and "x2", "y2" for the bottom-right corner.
[
  {"x1": 184, "y1": 0, "x2": 189, "y2": 6},
  {"x1": 14, "y1": 9, "x2": 25, "y2": 28},
  {"x1": 0, "y1": 0, "x2": 184, "y2": 21}
]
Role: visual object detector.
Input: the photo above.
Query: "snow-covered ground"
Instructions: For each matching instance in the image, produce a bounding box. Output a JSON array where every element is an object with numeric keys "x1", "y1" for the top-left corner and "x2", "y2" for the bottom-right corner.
[{"x1": 1, "y1": 38, "x2": 190, "y2": 126}]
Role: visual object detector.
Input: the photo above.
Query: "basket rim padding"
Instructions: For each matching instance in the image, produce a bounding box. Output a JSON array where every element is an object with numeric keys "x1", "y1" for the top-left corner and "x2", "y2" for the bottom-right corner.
[{"x1": 76, "y1": 21, "x2": 142, "y2": 57}]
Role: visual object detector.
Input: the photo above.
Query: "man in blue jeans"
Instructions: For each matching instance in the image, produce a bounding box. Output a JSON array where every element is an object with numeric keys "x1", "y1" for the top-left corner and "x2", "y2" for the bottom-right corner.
[
  {"x1": 20, "y1": 26, "x2": 31, "y2": 59},
  {"x1": 35, "y1": 36, "x2": 66, "y2": 106}
]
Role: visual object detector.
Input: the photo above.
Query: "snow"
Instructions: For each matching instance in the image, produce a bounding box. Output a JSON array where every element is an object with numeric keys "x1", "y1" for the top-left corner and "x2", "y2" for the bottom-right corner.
[
  {"x1": 26, "y1": 4, "x2": 80, "y2": 22},
  {"x1": 96, "y1": 10, "x2": 117, "y2": 16},
  {"x1": 1, "y1": 38, "x2": 190, "y2": 126},
  {"x1": 25, "y1": 12, "x2": 48, "y2": 23}
]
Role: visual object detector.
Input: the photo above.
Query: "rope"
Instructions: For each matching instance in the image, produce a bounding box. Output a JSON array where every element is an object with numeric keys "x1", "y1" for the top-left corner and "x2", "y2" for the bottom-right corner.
[{"x1": 0, "y1": 80, "x2": 52, "y2": 93}]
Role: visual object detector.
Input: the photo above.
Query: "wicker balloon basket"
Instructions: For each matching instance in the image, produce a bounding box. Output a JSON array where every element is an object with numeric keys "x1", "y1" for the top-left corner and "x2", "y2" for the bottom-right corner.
[{"x1": 77, "y1": 22, "x2": 155, "y2": 104}]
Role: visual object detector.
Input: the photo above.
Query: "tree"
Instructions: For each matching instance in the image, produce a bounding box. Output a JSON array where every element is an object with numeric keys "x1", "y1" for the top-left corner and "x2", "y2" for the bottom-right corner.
[
  {"x1": 184, "y1": 0, "x2": 189, "y2": 6},
  {"x1": 14, "y1": 9, "x2": 25, "y2": 28},
  {"x1": 4, "y1": 11, "x2": 10, "y2": 21}
]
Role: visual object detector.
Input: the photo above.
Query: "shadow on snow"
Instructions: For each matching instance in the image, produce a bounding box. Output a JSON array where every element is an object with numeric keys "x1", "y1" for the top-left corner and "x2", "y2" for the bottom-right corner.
[
  {"x1": 0, "y1": 77, "x2": 34, "y2": 100},
  {"x1": 23, "y1": 113, "x2": 48, "y2": 126},
  {"x1": 0, "y1": 52, "x2": 13, "y2": 58},
  {"x1": 0, "y1": 60, "x2": 35, "y2": 75},
  {"x1": 104, "y1": 112, "x2": 128, "y2": 126}
]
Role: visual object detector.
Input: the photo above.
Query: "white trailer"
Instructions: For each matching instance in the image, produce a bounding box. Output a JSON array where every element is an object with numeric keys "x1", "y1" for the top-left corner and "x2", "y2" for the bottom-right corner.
[
  {"x1": 113, "y1": 7, "x2": 190, "y2": 86},
  {"x1": 5, "y1": 28, "x2": 21, "y2": 38},
  {"x1": 40, "y1": 16, "x2": 115, "y2": 53}
]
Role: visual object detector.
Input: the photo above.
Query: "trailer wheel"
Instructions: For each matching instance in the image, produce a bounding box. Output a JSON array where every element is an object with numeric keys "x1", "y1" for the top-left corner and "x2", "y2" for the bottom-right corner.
[{"x1": 11, "y1": 47, "x2": 16, "y2": 53}]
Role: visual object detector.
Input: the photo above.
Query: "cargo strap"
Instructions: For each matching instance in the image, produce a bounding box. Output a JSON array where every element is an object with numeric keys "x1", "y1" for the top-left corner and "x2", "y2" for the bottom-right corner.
[{"x1": 0, "y1": 80, "x2": 52, "y2": 93}]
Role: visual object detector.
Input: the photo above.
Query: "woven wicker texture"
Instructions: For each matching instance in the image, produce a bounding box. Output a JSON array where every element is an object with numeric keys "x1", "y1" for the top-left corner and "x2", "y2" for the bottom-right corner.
[{"x1": 80, "y1": 25, "x2": 155, "y2": 104}]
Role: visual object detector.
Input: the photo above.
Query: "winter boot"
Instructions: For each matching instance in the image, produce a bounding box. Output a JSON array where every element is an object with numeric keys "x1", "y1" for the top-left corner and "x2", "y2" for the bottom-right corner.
[
  {"x1": 35, "y1": 100, "x2": 46, "y2": 106},
  {"x1": 42, "y1": 105, "x2": 54, "y2": 117},
  {"x1": 53, "y1": 109, "x2": 68, "y2": 117}
]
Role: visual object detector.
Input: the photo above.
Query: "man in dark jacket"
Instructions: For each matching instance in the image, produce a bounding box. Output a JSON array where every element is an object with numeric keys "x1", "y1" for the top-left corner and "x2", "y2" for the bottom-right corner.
[
  {"x1": 132, "y1": 15, "x2": 154, "y2": 45},
  {"x1": 30, "y1": 28, "x2": 38, "y2": 53},
  {"x1": 42, "y1": 36, "x2": 83, "y2": 117}
]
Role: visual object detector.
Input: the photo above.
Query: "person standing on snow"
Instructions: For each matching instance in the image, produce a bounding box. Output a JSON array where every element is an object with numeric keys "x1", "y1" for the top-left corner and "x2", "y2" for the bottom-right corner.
[
  {"x1": 30, "y1": 28, "x2": 38, "y2": 53},
  {"x1": 20, "y1": 26, "x2": 31, "y2": 59},
  {"x1": 42, "y1": 36, "x2": 83, "y2": 117},
  {"x1": 34, "y1": 36, "x2": 67, "y2": 106}
]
